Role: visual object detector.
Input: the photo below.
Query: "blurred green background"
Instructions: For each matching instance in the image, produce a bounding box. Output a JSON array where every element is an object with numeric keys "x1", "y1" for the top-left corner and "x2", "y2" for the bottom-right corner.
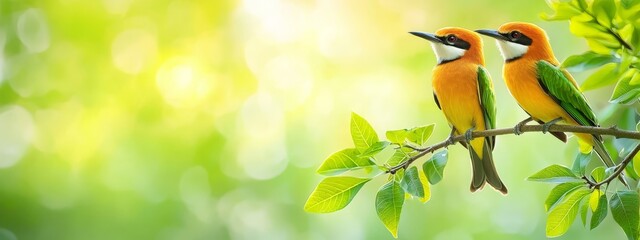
[{"x1": 0, "y1": 0, "x2": 630, "y2": 239}]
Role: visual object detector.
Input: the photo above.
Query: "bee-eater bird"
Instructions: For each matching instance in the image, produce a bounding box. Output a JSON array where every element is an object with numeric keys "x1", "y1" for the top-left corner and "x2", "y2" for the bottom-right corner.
[
  {"x1": 411, "y1": 28, "x2": 507, "y2": 194},
  {"x1": 476, "y1": 22, "x2": 622, "y2": 180}
]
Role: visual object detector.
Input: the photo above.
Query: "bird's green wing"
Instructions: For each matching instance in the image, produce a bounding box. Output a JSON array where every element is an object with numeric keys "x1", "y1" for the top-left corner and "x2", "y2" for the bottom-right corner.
[
  {"x1": 535, "y1": 60, "x2": 599, "y2": 128},
  {"x1": 477, "y1": 66, "x2": 496, "y2": 149}
]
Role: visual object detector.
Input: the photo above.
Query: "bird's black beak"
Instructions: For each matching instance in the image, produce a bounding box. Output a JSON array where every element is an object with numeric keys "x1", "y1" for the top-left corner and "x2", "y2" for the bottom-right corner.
[
  {"x1": 409, "y1": 31, "x2": 442, "y2": 43},
  {"x1": 475, "y1": 29, "x2": 509, "y2": 41}
]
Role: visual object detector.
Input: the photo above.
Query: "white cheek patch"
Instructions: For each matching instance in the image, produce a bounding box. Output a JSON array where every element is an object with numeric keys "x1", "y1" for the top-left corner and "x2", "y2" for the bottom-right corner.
[
  {"x1": 430, "y1": 43, "x2": 466, "y2": 63},
  {"x1": 495, "y1": 40, "x2": 529, "y2": 61}
]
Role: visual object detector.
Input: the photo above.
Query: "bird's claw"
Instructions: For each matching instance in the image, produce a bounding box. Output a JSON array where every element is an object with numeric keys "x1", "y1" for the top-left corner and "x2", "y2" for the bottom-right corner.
[
  {"x1": 513, "y1": 117, "x2": 533, "y2": 135},
  {"x1": 514, "y1": 124, "x2": 524, "y2": 135},
  {"x1": 464, "y1": 128, "x2": 474, "y2": 143},
  {"x1": 542, "y1": 118, "x2": 562, "y2": 134}
]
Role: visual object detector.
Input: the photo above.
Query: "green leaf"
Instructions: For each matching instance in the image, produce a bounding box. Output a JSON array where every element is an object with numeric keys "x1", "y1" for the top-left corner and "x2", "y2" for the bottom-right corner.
[
  {"x1": 621, "y1": 0, "x2": 639, "y2": 9},
  {"x1": 580, "y1": 199, "x2": 589, "y2": 226},
  {"x1": 589, "y1": 189, "x2": 602, "y2": 211},
  {"x1": 570, "y1": 20, "x2": 618, "y2": 44},
  {"x1": 546, "y1": 188, "x2": 592, "y2": 237},
  {"x1": 590, "y1": 194, "x2": 608, "y2": 229},
  {"x1": 360, "y1": 165, "x2": 387, "y2": 179},
  {"x1": 386, "y1": 148, "x2": 413, "y2": 166},
  {"x1": 633, "y1": 153, "x2": 640, "y2": 178},
  {"x1": 545, "y1": 182, "x2": 585, "y2": 212},
  {"x1": 359, "y1": 141, "x2": 390, "y2": 158},
  {"x1": 418, "y1": 168, "x2": 431, "y2": 203},
  {"x1": 317, "y1": 149, "x2": 376, "y2": 175},
  {"x1": 376, "y1": 181, "x2": 405, "y2": 238},
  {"x1": 391, "y1": 168, "x2": 404, "y2": 182},
  {"x1": 591, "y1": 0, "x2": 616, "y2": 28},
  {"x1": 562, "y1": 51, "x2": 617, "y2": 72},
  {"x1": 401, "y1": 166, "x2": 424, "y2": 198},
  {"x1": 611, "y1": 69, "x2": 640, "y2": 104},
  {"x1": 629, "y1": 70, "x2": 640, "y2": 85},
  {"x1": 527, "y1": 164, "x2": 581, "y2": 183},
  {"x1": 386, "y1": 129, "x2": 409, "y2": 144},
  {"x1": 350, "y1": 112, "x2": 379, "y2": 153},
  {"x1": 573, "y1": 0, "x2": 588, "y2": 10},
  {"x1": 586, "y1": 38, "x2": 616, "y2": 54},
  {"x1": 304, "y1": 177, "x2": 371, "y2": 213},
  {"x1": 581, "y1": 63, "x2": 620, "y2": 91},
  {"x1": 591, "y1": 166, "x2": 607, "y2": 182},
  {"x1": 610, "y1": 191, "x2": 640, "y2": 240},
  {"x1": 541, "y1": 2, "x2": 582, "y2": 20},
  {"x1": 408, "y1": 124, "x2": 435, "y2": 146},
  {"x1": 619, "y1": 24, "x2": 636, "y2": 47},
  {"x1": 625, "y1": 158, "x2": 640, "y2": 181},
  {"x1": 572, "y1": 152, "x2": 591, "y2": 175},
  {"x1": 422, "y1": 150, "x2": 448, "y2": 185},
  {"x1": 633, "y1": 27, "x2": 640, "y2": 52}
]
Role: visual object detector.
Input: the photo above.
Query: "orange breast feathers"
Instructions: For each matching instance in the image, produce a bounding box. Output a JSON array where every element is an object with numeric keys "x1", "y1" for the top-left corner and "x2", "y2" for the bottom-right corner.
[{"x1": 432, "y1": 62, "x2": 487, "y2": 155}]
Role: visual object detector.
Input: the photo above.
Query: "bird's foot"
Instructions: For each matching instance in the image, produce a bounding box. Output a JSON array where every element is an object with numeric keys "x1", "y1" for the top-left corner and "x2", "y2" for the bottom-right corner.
[
  {"x1": 514, "y1": 117, "x2": 533, "y2": 135},
  {"x1": 542, "y1": 117, "x2": 563, "y2": 133},
  {"x1": 464, "y1": 127, "x2": 475, "y2": 143}
]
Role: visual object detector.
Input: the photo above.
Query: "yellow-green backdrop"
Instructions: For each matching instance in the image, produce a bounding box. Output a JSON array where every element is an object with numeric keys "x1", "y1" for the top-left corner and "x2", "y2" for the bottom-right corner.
[{"x1": 0, "y1": 0, "x2": 626, "y2": 239}]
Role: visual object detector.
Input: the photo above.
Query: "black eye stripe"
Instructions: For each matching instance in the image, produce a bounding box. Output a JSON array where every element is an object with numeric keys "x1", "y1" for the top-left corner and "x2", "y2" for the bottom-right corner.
[
  {"x1": 499, "y1": 31, "x2": 533, "y2": 46},
  {"x1": 436, "y1": 35, "x2": 470, "y2": 50}
]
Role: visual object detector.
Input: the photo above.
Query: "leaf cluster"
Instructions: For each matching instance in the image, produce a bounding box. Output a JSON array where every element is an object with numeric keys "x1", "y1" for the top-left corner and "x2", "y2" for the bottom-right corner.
[
  {"x1": 304, "y1": 113, "x2": 446, "y2": 238},
  {"x1": 545, "y1": 0, "x2": 640, "y2": 104}
]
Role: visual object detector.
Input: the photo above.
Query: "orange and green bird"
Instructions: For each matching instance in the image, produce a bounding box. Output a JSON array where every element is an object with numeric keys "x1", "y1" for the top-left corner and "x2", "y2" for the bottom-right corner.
[
  {"x1": 476, "y1": 22, "x2": 620, "y2": 173},
  {"x1": 411, "y1": 28, "x2": 508, "y2": 194}
]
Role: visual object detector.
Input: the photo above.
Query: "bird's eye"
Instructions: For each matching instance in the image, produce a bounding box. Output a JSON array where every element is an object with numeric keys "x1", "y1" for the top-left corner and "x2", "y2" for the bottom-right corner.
[
  {"x1": 510, "y1": 31, "x2": 521, "y2": 40},
  {"x1": 446, "y1": 35, "x2": 457, "y2": 44}
]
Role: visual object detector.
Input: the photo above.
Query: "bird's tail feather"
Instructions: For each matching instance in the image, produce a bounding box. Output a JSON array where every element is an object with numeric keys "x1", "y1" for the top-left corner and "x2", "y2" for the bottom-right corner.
[
  {"x1": 592, "y1": 137, "x2": 615, "y2": 167},
  {"x1": 592, "y1": 135, "x2": 628, "y2": 187},
  {"x1": 469, "y1": 138, "x2": 508, "y2": 194}
]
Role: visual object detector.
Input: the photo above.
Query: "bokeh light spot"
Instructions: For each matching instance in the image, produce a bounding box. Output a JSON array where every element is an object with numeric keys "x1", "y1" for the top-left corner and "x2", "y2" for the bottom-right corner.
[
  {"x1": 0, "y1": 105, "x2": 35, "y2": 168},
  {"x1": 101, "y1": 145, "x2": 169, "y2": 203},
  {"x1": 259, "y1": 54, "x2": 314, "y2": 109},
  {"x1": 156, "y1": 58, "x2": 213, "y2": 108},
  {"x1": 103, "y1": 0, "x2": 131, "y2": 15},
  {"x1": 236, "y1": 92, "x2": 288, "y2": 180},
  {"x1": 180, "y1": 166, "x2": 215, "y2": 223},
  {"x1": 111, "y1": 29, "x2": 157, "y2": 74},
  {"x1": 228, "y1": 200, "x2": 290, "y2": 239},
  {"x1": 241, "y1": 0, "x2": 307, "y2": 43},
  {"x1": 17, "y1": 8, "x2": 50, "y2": 53}
]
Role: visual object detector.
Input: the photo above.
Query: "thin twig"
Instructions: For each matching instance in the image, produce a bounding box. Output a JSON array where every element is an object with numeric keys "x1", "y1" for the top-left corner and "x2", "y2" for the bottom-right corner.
[
  {"x1": 590, "y1": 143, "x2": 640, "y2": 188},
  {"x1": 386, "y1": 124, "x2": 640, "y2": 174}
]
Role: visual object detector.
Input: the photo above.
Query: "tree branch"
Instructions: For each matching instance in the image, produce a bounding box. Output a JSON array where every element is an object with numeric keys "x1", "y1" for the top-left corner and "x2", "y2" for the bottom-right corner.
[
  {"x1": 590, "y1": 143, "x2": 640, "y2": 188},
  {"x1": 386, "y1": 124, "x2": 640, "y2": 174}
]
